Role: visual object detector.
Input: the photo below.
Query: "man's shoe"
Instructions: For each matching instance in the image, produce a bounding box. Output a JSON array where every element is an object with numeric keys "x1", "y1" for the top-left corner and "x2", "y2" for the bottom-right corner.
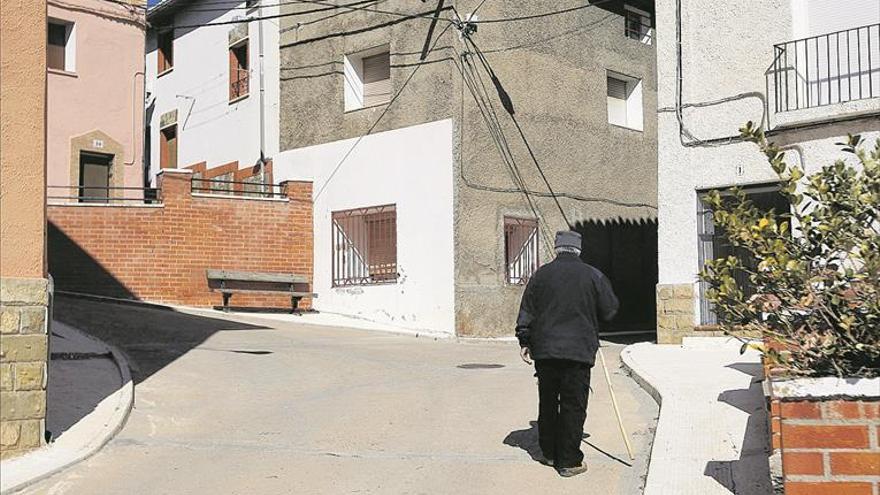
[
  {"x1": 537, "y1": 456, "x2": 554, "y2": 467},
  {"x1": 557, "y1": 462, "x2": 588, "y2": 478}
]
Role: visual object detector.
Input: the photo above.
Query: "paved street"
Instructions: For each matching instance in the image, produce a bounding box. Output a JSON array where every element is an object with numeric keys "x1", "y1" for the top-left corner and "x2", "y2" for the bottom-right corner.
[{"x1": 23, "y1": 297, "x2": 658, "y2": 495}]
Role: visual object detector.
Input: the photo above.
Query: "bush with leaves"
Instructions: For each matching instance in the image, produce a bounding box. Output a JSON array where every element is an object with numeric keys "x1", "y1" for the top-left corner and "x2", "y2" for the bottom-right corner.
[{"x1": 699, "y1": 124, "x2": 879, "y2": 378}]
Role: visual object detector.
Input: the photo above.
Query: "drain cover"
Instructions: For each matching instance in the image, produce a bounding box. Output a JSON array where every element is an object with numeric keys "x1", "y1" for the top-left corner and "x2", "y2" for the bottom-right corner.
[{"x1": 457, "y1": 363, "x2": 505, "y2": 369}]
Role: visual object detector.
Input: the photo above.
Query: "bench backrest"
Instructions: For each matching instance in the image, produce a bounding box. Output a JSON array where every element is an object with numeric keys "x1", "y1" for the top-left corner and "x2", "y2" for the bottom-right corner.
[{"x1": 206, "y1": 269, "x2": 308, "y2": 284}]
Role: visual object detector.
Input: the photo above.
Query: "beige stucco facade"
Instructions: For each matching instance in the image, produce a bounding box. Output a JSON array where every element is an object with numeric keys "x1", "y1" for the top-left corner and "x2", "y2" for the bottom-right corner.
[
  {"x1": 46, "y1": 0, "x2": 146, "y2": 201},
  {"x1": 1, "y1": 0, "x2": 51, "y2": 459}
]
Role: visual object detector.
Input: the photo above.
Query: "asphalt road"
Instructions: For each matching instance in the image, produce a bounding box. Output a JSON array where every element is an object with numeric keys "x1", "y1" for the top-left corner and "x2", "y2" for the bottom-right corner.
[{"x1": 23, "y1": 297, "x2": 658, "y2": 495}]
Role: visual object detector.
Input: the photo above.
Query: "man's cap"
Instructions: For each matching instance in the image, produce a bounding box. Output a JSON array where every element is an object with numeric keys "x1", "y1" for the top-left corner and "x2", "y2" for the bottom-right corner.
[{"x1": 554, "y1": 230, "x2": 582, "y2": 250}]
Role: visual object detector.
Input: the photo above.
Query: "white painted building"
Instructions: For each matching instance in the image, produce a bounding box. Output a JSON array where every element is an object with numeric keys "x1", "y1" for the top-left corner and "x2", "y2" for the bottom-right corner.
[
  {"x1": 144, "y1": 0, "x2": 279, "y2": 183},
  {"x1": 274, "y1": 119, "x2": 456, "y2": 336},
  {"x1": 655, "y1": 0, "x2": 880, "y2": 343}
]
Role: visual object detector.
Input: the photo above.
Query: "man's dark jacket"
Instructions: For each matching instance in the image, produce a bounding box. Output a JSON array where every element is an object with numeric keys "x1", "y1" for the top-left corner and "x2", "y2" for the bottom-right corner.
[{"x1": 515, "y1": 252, "x2": 619, "y2": 366}]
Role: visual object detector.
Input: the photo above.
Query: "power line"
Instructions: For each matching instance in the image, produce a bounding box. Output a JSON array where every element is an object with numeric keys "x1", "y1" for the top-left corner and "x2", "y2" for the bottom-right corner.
[
  {"x1": 153, "y1": 0, "x2": 452, "y2": 30},
  {"x1": 463, "y1": 35, "x2": 572, "y2": 229},
  {"x1": 177, "y1": 0, "x2": 377, "y2": 14},
  {"x1": 313, "y1": 22, "x2": 454, "y2": 200},
  {"x1": 468, "y1": 0, "x2": 614, "y2": 24}
]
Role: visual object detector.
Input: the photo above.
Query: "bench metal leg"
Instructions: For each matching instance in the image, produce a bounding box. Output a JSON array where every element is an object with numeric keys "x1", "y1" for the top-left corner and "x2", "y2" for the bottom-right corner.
[
  {"x1": 291, "y1": 296, "x2": 301, "y2": 315},
  {"x1": 222, "y1": 293, "x2": 231, "y2": 313}
]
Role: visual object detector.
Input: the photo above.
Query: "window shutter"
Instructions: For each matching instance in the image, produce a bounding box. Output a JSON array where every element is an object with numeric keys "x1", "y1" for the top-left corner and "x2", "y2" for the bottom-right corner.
[
  {"x1": 607, "y1": 76, "x2": 627, "y2": 99},
  {"x1": 362, "y1": 52, "x2": 391, "y2": 106}
]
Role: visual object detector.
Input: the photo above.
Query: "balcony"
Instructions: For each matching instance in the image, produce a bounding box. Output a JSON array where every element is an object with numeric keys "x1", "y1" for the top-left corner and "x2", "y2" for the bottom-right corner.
[{"x1": 772, "y1": 23, "x2": 879, "y2": 113}]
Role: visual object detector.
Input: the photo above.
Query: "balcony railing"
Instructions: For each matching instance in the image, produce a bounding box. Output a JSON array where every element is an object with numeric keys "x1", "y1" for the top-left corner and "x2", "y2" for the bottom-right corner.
[
  {"x1": 190, "y1": 177, "x2": 285, "y2": 198},
  {"x1": 773, "y1": 23, "x2": 880, "y2": 112},
  {"x1": 47, "y1": 185, "x2": 156, "y2": 204}
]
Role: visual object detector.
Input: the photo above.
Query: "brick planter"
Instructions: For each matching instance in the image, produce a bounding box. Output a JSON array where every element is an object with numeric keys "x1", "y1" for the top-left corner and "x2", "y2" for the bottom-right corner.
[{"x1": 767, "y1": 377, "x2": 880, "y2": 495}]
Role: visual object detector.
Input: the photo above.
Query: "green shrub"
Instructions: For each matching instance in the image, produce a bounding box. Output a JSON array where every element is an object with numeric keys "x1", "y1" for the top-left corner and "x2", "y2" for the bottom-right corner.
[{"x1": 699, "y1": 123, "x2": 879, "y2": 378}]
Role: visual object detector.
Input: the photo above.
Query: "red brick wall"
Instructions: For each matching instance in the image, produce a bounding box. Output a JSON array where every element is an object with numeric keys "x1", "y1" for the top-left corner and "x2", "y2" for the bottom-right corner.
[
  {"x1": 47, "y1": 170, "x2": 314, "y2": 309},
  {"x1": 770, "y1": 396, "x2": 880, "y2": 495}
]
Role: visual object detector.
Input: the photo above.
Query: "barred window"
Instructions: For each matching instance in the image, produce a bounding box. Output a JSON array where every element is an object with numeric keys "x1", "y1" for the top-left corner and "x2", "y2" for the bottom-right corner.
[
  {"x1": 332, "y1": 205, "x2": 398, "y2": 287},
  {"x1": 505, "y1": 217, "x2": 539, "y2": 285},
  {"x1": 624, "y1": 5, "x2": 653, "y2": 45}
]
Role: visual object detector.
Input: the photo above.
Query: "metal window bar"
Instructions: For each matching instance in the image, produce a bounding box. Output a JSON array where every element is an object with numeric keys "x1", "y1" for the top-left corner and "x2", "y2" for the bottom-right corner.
[
  {"x1": 773, "y1": 23, "x2": 879, "y2": 112},
  {"x1": 331, "y1": 205, "x2": 398, "y2": 287},
  {"x1": 47, "y1": 185, "x2": 157, "y2": 204},
  {"x1": 624, "y1": 9, "x2": 653, "y2": 45},
  {"x1": 231, "y1": 68, "x2": 250, "y2": 99},
  {"x1": 190, "y1": 177, "x2": 283, "y2": 198},
  {"x1": 504, "y1": 217, "x2": 539, "y2": 285}
]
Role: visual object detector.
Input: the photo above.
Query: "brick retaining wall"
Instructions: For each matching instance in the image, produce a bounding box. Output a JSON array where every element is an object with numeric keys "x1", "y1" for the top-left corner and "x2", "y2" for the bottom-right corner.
[
  {"x1": 769, "y1": 396, "x2": 880, "y2": 494},
  {"x1": 47, "y1": 170, "x2": 314, "y2": 309}
]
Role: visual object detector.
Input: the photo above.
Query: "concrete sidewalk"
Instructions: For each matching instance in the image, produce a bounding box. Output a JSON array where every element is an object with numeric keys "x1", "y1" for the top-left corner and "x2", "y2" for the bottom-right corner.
[
  {"x1": 0, "y1": 322, "x2": 133, "y2": 494},
  {"x1": 622, "y1": 337, "x2": 773, "y2": 495}
]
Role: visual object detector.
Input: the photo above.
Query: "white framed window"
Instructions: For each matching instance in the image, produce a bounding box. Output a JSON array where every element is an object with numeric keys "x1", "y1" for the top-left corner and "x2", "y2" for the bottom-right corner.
[
  {"x1": 606, "y1": 71, "x2": 643, "y2": 131},
  {"x1": 624, "y1": 5, "x2": 653, "y2": 45},
  {"x1": 343, "y1": 45, "x2": 391, "y2": 111},
  {"x1": 48, "y1": 19, "x2": 75, "y2": 72}
]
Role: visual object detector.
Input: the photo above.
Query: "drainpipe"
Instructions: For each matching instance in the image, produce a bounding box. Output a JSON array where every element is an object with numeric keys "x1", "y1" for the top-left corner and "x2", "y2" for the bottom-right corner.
[
  {"x1": 127, "y1": 71, "x2": 145, "y2": 167},
  {"x1": 257, "y1": 2, "x2": 267, "y2": 185}
]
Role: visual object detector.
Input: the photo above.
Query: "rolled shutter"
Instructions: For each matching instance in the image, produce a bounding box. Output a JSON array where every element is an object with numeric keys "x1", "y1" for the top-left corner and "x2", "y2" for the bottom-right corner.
[{"x1": 362, "y1": 52, "x2": 391, "y2": 106}]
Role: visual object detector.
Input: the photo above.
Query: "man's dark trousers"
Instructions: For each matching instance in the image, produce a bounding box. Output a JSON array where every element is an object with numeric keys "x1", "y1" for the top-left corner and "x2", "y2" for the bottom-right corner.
[{"x1": 535, "y1": 358, "x2": 591, "y2": 468}]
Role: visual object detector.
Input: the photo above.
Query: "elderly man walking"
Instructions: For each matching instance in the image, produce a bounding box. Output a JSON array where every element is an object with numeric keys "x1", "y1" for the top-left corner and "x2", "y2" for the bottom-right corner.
[{"x1": 515, "y1": 230, "x2": 619, "y2": 477}]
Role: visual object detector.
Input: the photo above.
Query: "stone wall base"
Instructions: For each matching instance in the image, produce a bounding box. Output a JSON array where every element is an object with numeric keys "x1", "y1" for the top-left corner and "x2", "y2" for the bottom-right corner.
[
  {"x1": 656, "y1": 283, "x2": 697, "y2": 344},
  {"x1": 0, "y1": 277, "x2": 49, "y2": 460}
]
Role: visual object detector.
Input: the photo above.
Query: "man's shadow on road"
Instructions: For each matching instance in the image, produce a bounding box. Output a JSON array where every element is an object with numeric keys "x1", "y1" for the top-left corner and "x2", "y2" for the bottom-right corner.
[{"x1": 504, "y1": 421, "x2": 632, "y2": 467}]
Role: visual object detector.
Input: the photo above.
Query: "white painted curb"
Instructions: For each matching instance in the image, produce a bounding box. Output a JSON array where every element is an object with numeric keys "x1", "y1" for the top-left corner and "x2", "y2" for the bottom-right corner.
[{"x1": 0, "y1": 325, "x2": 134, "y2": 495}]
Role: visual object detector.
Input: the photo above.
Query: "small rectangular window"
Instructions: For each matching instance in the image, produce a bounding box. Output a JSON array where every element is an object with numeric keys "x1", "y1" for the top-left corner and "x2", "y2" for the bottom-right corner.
[
  {"x1": 158, "y1": 31, "x2": 174, "y2": 74},
  {"x1": 332, "y1": 205, "x2": 398, "y2": 287},
  {"x1": 505, "y1": 217, "x2": 539, "y2": 285},
  {"x1": 343, "y1": 46, "x2": 391, "y2": 111},
  {"x1": 48, "y1": 20, "x2": 73, "y2": 71},
  {"x1": 624, "y1": 5, "x2": 653, "y2": 45},
  {"x1": 607, "y1": 71, "x2": 643, "y2": 131},
  {"x1": 229, "y1": 40, "x2": 249, "y2": 101},
  {"x1": 160, "y1": 124, "x2": 178, "y2": 169}
]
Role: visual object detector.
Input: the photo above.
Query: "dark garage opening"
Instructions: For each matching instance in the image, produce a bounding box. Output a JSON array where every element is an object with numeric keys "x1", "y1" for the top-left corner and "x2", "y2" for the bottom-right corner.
[{"x1": 575, "y1": 219, "x2": 658, "y2": 335}]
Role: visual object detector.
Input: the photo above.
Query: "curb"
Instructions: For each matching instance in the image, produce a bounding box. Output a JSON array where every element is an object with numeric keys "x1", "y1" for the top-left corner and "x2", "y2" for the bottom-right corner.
[
  {"x1": 619, "y1": 343, "x2": 663, "y2": 406},
  {"x1": 0, "y1": 325, "x2": 134, "y2": 495}
]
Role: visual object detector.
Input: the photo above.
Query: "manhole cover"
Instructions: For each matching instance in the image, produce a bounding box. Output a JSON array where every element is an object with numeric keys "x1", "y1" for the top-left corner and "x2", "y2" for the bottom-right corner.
[{"x1": 457, "y1": 363, "x2": 505, "y2": 369}]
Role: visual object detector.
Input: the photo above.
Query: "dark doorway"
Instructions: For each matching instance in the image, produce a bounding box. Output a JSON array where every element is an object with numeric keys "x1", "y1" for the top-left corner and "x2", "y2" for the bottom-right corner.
[
  {"x1": 575, "y1": 219, "x2": 658, "y2": 334},
  {"x1": 79, "y1": 152, "x2": 113, "y2": 203}
]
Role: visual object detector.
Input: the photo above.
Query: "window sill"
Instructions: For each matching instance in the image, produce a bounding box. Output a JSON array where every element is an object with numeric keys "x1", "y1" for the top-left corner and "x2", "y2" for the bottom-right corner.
[
  {"x1": 229, "y1": 93, "x2": 250, "y2": 105},
  {"x1": 608, "y1": 123, "x2": 644, "y2": 133},
  {"x1": 48, "y1": 68, "x2": 77, "y2": 78},
  {"x1": 157, "y1": 67, "x2": 174, "y2": 78}
]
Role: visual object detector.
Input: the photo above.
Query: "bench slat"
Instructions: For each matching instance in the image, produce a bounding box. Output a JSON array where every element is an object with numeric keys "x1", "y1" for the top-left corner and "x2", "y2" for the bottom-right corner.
[
  {"x1": 217, "y1": 289, "x2": 317, "y2": 297},
  {"x1": 206, "y1": 269, "x2": 308, "y2": 284}
]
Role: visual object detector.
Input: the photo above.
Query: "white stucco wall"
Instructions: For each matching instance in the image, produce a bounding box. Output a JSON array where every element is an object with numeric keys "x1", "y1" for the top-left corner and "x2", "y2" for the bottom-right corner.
[
  {"x1": 145, "y1": 1, "x2": 279, "y2": 182},
  {"x1": 273, "y1": 119, "x2": 456, "y2": 336},
  {"x1": 656, "y1": 0, "x2": 880, "y2": 322}
]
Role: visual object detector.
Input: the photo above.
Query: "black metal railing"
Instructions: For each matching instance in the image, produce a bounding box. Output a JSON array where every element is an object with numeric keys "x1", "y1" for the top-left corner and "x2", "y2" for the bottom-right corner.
[
  {"x1": 230, "y1": 68, "x2": 250, "y2": 100},
  {"x1": 47, "y1": 185, "x2": 157, "y2": 204},
  {"x1": 190, "y1": 177, "x2": 285, "y2": 198},
  {"x1": 625, "y1": 9, "x2": 653, "y2": 45},
  {"x1": 774, "y1": 23, "x2": 880, "y2": 112}
]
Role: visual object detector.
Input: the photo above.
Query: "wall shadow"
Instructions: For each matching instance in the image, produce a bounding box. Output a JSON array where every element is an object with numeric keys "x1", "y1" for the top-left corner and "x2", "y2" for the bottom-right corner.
[
  {"x1": 48, "y1": 221, "x2": 137, "y2": 300},
  {"x1": 53, "y1": 295, "x2": 271, "y2": 385},
  {"x1": 704, "y1": 362, "x2": 774, "y2": 495}
]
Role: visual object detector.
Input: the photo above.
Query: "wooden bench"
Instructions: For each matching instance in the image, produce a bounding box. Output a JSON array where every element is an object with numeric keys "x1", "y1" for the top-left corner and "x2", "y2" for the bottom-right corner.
[{"x1": 206, "y1": 269, "x2": 316, "y2": 313}]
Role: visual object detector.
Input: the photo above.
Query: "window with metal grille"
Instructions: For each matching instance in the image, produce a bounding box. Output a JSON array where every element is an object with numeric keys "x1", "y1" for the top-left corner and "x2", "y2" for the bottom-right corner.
[
  {"x1": 332, "y1": 205, "x2": 398, "y2": 287},
  {"x1": 505, "y1": 217, "x2": 539, "y2": 285},
  {"x1": 229, "y1": 40, "x2": 249, "y2": 101},
  {"x1": 697, "y1": 184, "x2": 788, "y2": 325},
  {"x1": 624, "y1": 5, "x2": 653, "y2": 45}
]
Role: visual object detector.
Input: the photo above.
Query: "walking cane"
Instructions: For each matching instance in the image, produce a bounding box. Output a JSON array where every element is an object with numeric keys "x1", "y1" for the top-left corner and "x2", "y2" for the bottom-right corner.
[{"x1": 597, "y1": 347, "x2": 635, "y2": 461}]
